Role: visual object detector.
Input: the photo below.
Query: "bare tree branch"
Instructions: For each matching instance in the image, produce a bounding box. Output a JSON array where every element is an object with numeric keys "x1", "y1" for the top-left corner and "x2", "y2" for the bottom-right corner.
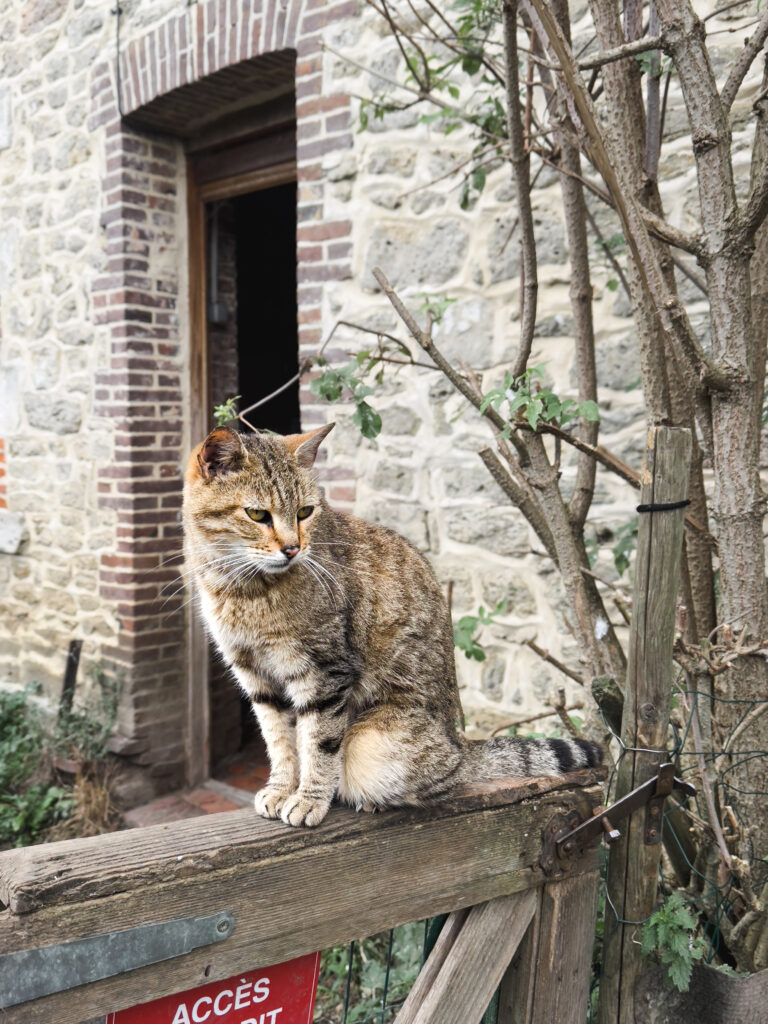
[
  {"x1": 721, "y1": 7, "x2": 768, "y2": 112},
  {"x1": 502, "y1": 0, "x2": 538, "y2": 378}
]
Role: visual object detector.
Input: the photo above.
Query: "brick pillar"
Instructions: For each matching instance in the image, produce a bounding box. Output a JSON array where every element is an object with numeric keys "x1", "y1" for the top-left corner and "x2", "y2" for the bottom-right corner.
[{"x1": 91, "y1": 68, "x2": 189, "y2": 803}]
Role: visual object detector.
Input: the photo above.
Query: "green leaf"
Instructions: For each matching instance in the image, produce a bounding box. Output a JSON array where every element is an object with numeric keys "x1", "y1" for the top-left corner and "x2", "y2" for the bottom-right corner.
[
  {"x1": 606, "y1": 278, "x2": 619, "y2": 292},
  {"x1": 666, "y1": 955, "x2": 693, "y2": 993},
  {"x1": 471, "y1": 166, "x2": 487, "y2": 192},
  {"x1": 578, "y1": 400, "x2": 600, "y2": 422},
  {"x1": 462, "y1": 53, "x2": 482, "y2": 75},
  {"x1": 526, "y1": 396, "x2": 543, "y2": 430},
  {"x1": 353, "y1": 400, "x2": 382, "y2": 439}
]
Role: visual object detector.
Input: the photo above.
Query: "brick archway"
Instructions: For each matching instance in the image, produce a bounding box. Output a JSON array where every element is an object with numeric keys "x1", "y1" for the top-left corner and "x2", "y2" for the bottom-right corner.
[{"x1": 87, "y1": 0, "x2": 357, "y2": 803}]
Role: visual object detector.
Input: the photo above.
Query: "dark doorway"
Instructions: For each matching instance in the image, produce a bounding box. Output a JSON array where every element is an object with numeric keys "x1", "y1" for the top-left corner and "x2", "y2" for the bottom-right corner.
[
  {"x1": 233, "y1": 183, "x2": 300, "y2": 434},
  {"x1": 205, "y1": 180, "x2": 300, "y2": 772}
]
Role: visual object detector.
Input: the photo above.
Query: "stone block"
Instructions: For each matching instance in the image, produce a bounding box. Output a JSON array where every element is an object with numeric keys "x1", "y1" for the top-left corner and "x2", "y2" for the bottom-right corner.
[
  {"x1": 380, "y1": 404, "x2": 421, "y2": 435},
  {"x1": 0, "y1": 86, "x2": 11, "y2": 151},
  {"x1": 440, "y1": 464, "x2": 505, "y2": 501},
  {"x1": 0, "y1": 511, "x2": 25, "y2": 554},
  {"x1": 593, "y1": 331, "x2": 642, "y2": 392},
  {"x1": 372, "y1": 460, "x2": 415, "y2": 495},
  {"x1": 362, "y1": 219, "x2": 469, "y2": 290},
  {"x1": 367, "y1": 148, "x2": 417, "y2": 176},
  {"x1": 24, "y1": 393, "x2": 82, "y2": 434},
  {"x1": 360, "y1": 499, "x2": 430, "y2": 551},
  {"x1": 444, "y1": 506, "x2": 530, "y2": 557},
  {"x1": 481, "y1": 650, "x2": 506, "y2": 701},
  {"x1": 433, "y1": 296, "x2": 495, "y2": 369}
]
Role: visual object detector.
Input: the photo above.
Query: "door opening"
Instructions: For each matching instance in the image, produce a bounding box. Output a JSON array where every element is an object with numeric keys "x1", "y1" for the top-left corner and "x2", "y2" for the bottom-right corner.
[{"x1": 205, "y1": 180, "x2": 300, "y2": 775}]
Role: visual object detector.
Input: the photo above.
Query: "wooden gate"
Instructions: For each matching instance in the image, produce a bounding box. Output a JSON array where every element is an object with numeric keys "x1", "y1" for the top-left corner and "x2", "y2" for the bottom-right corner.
[{"x1": 0, "y1": 770, "x2": 604, "y2": 1023}]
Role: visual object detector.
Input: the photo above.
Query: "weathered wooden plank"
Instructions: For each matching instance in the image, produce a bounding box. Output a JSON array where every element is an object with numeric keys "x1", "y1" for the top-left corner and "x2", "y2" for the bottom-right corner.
[
  {"x1": 497, "y1": 892, "x2": 542, "y2": 1024},
  {"x1": 529, "y1": 872, "x2": 600, "y2": 1024},
  {"x1": 396, "y1": 890, "x2": 538, "y2": 1024},
  {"x1": 497, "y1": 873, "x2": 600, "y2": 1024},
  {"x1": 392, "y1": 908, "x2": 469, "y2": 1024},
  {"x1": 0, "y1": 777, "x2": 603, "y2": 1024},
  {"x1": 598, "y1": 426, "x2": 692, "y2": 1024},
  {"x1": 0, "y1": 770, "x2": 604, "y2": 913}
]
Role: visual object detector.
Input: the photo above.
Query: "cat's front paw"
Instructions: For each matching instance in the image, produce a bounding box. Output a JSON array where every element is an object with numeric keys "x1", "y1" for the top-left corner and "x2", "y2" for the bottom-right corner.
[
  {"x1": 280, "y1": 793, "x2": 331, "y2": 828},
  {"x1": 254, "y1": 785, "x2": 294, "y2": 819}
]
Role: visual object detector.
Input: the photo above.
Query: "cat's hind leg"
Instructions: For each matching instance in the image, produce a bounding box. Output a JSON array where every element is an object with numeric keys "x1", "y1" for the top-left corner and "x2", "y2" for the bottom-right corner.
[{"x1": 338, "y1": 707, "x2": 462, "y2": 811}]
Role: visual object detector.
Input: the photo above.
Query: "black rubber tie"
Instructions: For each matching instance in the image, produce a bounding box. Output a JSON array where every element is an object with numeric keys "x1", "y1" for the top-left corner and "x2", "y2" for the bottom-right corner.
[{"x1": 636, "y1": 499, "x2": 690, "y2": 513}]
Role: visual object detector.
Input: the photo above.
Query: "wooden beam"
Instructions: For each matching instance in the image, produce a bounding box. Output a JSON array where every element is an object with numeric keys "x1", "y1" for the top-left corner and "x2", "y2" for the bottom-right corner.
[
  {"x1": 395, "y1": 890, "x2": 538, "y2": 1024},
  {"x1": 598, "y1": 426, "x2": 692, "y2": 1024},
  {"x1": 0, "y1": 774, "x2": 603, "y2": 1024},
  {"x1": 185, "y1": 159, "x2": 211, "y2": 788},
  {"x1": 392, "y1": 908, "x2": 469, "y2": 1024}
]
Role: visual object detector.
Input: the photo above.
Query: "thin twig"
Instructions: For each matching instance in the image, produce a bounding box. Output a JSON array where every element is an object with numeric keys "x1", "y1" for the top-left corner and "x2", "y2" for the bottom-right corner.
[
  {"x1": 526, "y1": 639, "x2": 585, "y2": 683},
  {"x1": 490, "y1": 700, "x2": 585, "y2": 737},
  {"x1": 721, "y1": 8, "x2": 768, "y2": 111}
]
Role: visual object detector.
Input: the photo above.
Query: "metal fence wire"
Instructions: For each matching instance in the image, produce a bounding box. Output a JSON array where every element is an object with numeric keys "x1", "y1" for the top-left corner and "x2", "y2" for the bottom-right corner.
[{"x1": 313, "y1": 915, "x2": 500, "y2": 1024}]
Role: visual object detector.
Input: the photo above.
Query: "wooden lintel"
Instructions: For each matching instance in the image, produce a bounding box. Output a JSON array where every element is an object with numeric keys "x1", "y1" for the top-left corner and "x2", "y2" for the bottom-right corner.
[{"x1": 0, "y1": 772, "x2": 604, "y2": 1024}]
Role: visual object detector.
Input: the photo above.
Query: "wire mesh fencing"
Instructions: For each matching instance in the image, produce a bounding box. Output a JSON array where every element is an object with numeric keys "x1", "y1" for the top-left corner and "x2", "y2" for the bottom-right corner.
[{"x1": 313, "y1": 915, "x2": 500, "y2": 1024}]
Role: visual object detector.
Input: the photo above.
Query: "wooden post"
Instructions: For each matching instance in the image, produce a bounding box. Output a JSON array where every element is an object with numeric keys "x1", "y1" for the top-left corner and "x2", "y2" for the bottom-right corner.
[
  {"x1": 597, "y1": 425, "x2": 692, "y2": 1024},
  {"x1": 497, "y1": 872, "x2": 600, "y2": 1024}
]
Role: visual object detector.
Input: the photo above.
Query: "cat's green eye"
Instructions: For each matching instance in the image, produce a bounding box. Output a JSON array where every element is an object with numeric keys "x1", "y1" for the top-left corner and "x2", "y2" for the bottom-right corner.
[
  {"x1": 245, "y1": 508, "x2": 270, "y2": 523},
  {"x1": 297, "y1": 506, "x2": 314, "y2": 521}
]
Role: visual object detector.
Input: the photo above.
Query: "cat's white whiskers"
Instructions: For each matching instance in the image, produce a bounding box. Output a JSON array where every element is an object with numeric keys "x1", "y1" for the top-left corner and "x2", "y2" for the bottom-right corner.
[
  {"x1": 318, "y1": 556, "x2": 379, "y2": 579},
  {"x1": 301, "y1": 559, "x2": 338, "y2": 609},
  {"x1": 304, "y1": 557, "x2": 346, "y2": 601}
]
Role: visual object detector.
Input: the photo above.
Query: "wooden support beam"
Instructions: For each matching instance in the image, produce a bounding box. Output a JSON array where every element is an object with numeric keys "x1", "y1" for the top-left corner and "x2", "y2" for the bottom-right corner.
[
  {"x1": 0, "y1": 772, "x2": 604, "y2": 1024},
  {"x1": 395, "y1": 890, "x2": 538, "y2": 1024},
  {"x1": 498, "y1": 872, "x2": 600, "y2": 1024},
  {"x1": 598, "y1": 426, "x2": 692, "y2": 1024}
]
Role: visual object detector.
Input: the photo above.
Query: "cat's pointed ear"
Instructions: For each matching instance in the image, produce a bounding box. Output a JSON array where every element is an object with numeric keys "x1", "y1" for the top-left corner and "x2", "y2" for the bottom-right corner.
[
  {"x1": 284, "y1": 422, "x2": 335, "y2": 469},
  {"x1": 195, "y1": 426, "x2": 245, "y2": 480}
]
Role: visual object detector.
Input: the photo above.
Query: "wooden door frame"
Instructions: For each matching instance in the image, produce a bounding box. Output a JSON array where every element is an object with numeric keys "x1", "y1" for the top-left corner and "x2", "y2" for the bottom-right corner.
[{"x1": 185, "y1": 157, "x2": 297, "y2": 784}]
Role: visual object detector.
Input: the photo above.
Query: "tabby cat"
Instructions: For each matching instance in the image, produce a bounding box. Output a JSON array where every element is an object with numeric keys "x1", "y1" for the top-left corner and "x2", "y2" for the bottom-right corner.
[{"x1": 182, "y1": 424, "x2": 600, "y2": 828}]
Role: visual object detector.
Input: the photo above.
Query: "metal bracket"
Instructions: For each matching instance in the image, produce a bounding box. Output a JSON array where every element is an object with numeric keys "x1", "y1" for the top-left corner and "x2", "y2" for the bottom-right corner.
[
  {"x1": 0, "y1": 909, "x2": 234, "y2": 1008},
  {"x1": 540, "y1": 763, "x2": 695, "y2": 875}
]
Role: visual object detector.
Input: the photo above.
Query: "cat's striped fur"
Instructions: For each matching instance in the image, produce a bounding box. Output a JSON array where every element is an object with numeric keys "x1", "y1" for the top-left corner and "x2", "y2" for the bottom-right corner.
[{"x1": 183, "y1": 425, "x2": 600, "y2": 827}]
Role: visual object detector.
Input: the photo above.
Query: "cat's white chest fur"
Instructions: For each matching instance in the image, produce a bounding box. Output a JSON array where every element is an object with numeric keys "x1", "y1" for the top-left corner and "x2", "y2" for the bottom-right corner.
[{"x1": 197, "y1": 587, "x2": 311, "y2": 685}]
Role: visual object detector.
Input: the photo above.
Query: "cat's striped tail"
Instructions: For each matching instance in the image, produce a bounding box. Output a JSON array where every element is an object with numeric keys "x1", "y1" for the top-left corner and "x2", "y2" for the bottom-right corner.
[{"x1": 458, "y1": 735, "x2": 602, "y2": 782}]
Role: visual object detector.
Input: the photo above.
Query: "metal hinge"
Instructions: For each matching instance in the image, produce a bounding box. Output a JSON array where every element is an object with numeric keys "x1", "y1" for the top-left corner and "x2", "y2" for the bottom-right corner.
[
  {"x1": 540, "y1": 763, "x2": 696, "y2": 875},
  {"x1": 0, "y1": 909, "x2": 234, "y2": 1008}
]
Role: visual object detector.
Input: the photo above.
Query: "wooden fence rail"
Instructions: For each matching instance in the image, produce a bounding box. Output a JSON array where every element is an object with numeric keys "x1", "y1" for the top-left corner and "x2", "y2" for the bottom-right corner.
[{"x1": 0, "y1": 770, "x2": 604, "y2": 1024}]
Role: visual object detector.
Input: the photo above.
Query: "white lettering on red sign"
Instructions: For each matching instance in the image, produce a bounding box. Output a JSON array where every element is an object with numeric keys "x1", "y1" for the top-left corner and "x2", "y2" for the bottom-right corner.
[{"x1": 109, "y1": 952, "x2": 319, "y2": 1024}]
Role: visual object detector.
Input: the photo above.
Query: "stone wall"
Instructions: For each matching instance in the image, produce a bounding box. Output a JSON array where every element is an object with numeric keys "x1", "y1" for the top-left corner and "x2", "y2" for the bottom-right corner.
[{"x1": 0, "y1": 0, "x2": 761, "y2": 792}]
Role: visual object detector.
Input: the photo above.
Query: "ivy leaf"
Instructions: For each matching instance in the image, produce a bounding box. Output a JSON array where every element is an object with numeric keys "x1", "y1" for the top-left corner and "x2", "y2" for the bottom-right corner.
[{"x1": 353, "y1": 400, "x2": 382, "y2": 439}]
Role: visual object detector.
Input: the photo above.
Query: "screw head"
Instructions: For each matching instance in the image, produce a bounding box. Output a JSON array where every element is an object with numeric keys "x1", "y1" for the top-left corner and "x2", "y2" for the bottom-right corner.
[{"x1": 217, "y1": 918, "x2": 230, "y2": 934}]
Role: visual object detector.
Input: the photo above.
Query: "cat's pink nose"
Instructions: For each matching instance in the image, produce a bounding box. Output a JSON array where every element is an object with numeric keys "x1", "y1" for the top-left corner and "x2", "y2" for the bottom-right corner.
[{"x1": 281, "y1": 545, "x2": 300, "y2": 559}]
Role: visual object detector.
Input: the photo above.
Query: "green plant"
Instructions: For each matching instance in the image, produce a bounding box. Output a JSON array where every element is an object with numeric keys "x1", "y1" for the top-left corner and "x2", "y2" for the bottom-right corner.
[
  {"x1": 0, "y1": 686, "x2": 74, "y2": 848},
  {"x1": 315, "y1": 922, "x2": 423, "y2": 1022},
  {"x1": 54, "y1": 671, "x2": 120, "y2": 763},
  {"x1": 213, "y1": 394, "x2": 241, "y2": 426},
  {"x1": 479, "y1": 364, "x2": 599, "y2": 434},
  {"x1": 641, "y1": 891, "x2": 706, "y2": 992},
  {"x1": 310, "y1": 358, "x2": 383, "y2": 440},
  {"x1": 453, "y1": 600, "x2": 506, "y2": 661},
  {"x1": 612, "y1": 518, "x2": 639, "y2": 577}
]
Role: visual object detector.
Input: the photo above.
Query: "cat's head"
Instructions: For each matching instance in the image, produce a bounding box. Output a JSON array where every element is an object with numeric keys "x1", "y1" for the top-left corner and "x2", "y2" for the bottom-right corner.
[{"x1": 183, "y1": 423, "x2": 334, "y2": 578}]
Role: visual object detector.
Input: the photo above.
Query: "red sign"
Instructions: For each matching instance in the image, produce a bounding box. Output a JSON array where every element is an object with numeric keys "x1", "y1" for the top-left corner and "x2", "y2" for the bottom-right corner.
[{"x1": 107, "y1": 952, "x2": 321, "y2": 1024}]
